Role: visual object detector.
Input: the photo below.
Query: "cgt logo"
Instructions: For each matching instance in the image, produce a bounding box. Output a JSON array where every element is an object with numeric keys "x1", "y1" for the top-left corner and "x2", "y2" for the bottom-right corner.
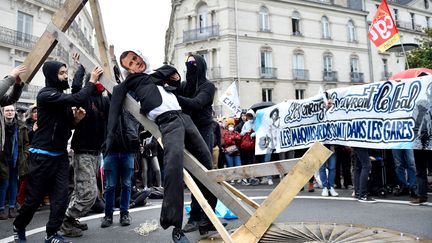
[{"x1": 369, "y1": 15, "x2": 394, "y2": 41}]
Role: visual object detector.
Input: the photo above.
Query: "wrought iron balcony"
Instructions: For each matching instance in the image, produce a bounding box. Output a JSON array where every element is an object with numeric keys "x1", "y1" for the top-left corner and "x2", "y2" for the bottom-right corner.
[
  {"x1": 350, "y1": 72, "x2": 364, "y2": 83},
  {"x1": 260, "y1": 67, "x2": 277, "y2": 79},
  {"x1": 396, "y1": 21, "x2": 423, "y2": 32},
  {"x1": 292, "y1": 69, "x2": 309, "y2": 80},
  {"x1": 20, "y1": 84, "x2": 41, "y2": 101},
  {"x1": 33, "y1": 0, "x2": 64, "y2": 9},
  {"x1": 323, "y1": 71, "x2": 338, "y2": 81},
  {"x1": 0, "y1": 25, "x2": 68, "y2": 61},
  {"x1": 183, "y1": 25, "x2": 219, "y2": 43},
  {"x1": 69, "y1": 21, "x2": 95, "y2": 56},
  {"x1": 381, "y1": 71, "x2": 393, "y2": 81}
]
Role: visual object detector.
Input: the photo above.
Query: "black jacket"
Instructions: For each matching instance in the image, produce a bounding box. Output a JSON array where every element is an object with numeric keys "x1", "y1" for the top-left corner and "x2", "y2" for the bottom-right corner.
[
  {"x1": 108, "y1": 110, "x2": 140, "y2": 153},
  {"x1": 176, "y1": 54, "x2": 215, "y2": 127},
  {"x1": 105, "y1": 65, "x2": 179, "y2": 151},
  {"x1": 70, "y1": 64, "x2": 110, "y2": 153},
  {"x1": 31, "y1": 61, "x2": 96, "y2": 153}
]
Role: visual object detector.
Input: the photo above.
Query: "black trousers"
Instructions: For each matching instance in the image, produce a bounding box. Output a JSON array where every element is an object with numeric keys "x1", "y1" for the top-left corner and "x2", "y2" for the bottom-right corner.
[
  {"x1": 14, "y1": 153, "x2": 70, "y2": 236},
  {"x1": 157, "y1": 111, "x2": 215, "y2": 229},
  {"x1": 189, "y1": 123, "x2": 217, "y2": 222}
]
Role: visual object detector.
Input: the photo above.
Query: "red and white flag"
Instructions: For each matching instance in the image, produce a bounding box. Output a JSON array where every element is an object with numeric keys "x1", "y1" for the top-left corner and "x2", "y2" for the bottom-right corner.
[{"x1": 368, "y1": 0, "x2": 400, "y2": 52}]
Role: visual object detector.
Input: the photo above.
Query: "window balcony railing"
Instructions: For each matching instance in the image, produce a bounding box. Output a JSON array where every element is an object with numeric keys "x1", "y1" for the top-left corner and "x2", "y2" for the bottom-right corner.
[
  {"x1": 208, "y1": 67, "x2": 221, "y2": 79},
  {"x1": 183, "y1": 25, "x2": 219, "y2": 43},
  {"x1": 0, "y1": 25, "x2": 68, "y2": 61},
  {"x1": 69, "y1": 21, "x2": 95, "y2": 57},
  {"x1": 260, "y1": 67, "x2": 277, "y2": 79},
  {"x1": 350, "y1": 72, "x2": 364, "y2": 83},
  {"x1": 306, "y1": 0, "x2": 333, "y2": 5},
  {"x1": 292, "y1": 69, "x2": 309, "y2": 80},
  {"x1": 381, "y1": 71, "x2": 393, "y2": 80},
  {"x1": 33, "y1": 0, "x2": 64, "y2": 9},
  {"x1": 20, "y1": 84, "x2": 41, "y2": 101},
  {"x1": 396, "y1": 21, "x2": 423, "y2": 32},
  {"x1": 323, "y1": 71, "x2": 338, "y2": 81}
]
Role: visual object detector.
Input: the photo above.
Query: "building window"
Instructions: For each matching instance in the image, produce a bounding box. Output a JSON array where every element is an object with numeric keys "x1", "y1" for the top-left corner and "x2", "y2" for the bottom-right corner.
[
  {"x1": 293, "y1": 51, "x2": 307, "y2": 80},
  {"x1": 347, "y1": 20, "x2": 357, "y2": 42},
  {"x1": 295, "y1": 89, "x2": 305, "y2": 100},
  {"x1": 323, "y1": 54, "x2": 333, "y2": 72},
  {"x1": 292, "y1": 11, "x2": 301, "y2": 35},
  {"x1": 350, "y1": 57, "x2": 359, "y2": 73},
  {"x1": 260, "y1": 49, "x2": 273, "y2": 76},
  {"x1": 259, "y1": 6, "x2": 270, "y2": 32},
  {"x1": 410, "y1": 12, "x2": 415, "y2": 30},
  {"x1": 393, "y1": 9, "x2": 399, "y2": 26},
  {"x1": 321, "y1": 16, "x2": 330, "y2": 39},
  {"x1": 17, "y1": 11, "x2": 33, "y2": 41},
  {"x1": 383, "y1": 58, "x2": 389, "y2": 76},
  {"x1": 425, "y1": 0, "x2": 429, "y2": 9},
  {"x1": 197, "y1": 3, "x2": 208, "y2": 34},
  {"x1": 262, "y1": 88, "x2": 273, "y2": 102}
]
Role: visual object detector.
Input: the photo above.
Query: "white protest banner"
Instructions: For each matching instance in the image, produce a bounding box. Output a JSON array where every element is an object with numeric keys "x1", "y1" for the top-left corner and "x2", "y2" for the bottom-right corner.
[
  {"x1": 218, "y1": 81, "x2": 242, "y2": 117},
  {"x1": 254, "y1": 75, "x2": 432, "y2": 155}
]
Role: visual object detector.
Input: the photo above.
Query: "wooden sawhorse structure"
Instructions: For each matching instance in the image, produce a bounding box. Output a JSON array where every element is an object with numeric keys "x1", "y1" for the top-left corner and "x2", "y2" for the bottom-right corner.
[{"x1": 17, "y1": 0, "x2": 332, "y2": 242}]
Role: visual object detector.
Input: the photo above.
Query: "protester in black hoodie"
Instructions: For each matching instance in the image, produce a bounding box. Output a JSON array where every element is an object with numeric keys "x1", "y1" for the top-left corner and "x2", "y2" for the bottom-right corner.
[
  {"x1": 61, "y1": 54, "x2": 110, "y2": 237},
  {"x1": 109, "y1": 50, "x2": 213, "y2": 243},
  {"x1": 13, "y1": 61, "x2": 100, "y2": 243},
  {"x1": 175, "y1": 54, "x2": 217, "y2": 233}
]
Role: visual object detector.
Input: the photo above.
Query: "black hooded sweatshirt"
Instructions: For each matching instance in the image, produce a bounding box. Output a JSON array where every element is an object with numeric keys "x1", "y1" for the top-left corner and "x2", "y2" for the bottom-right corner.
[
  {"x1": 30, "y1": 61, "x2": 96, "y2": 153},
  {"x1": 70, "y1": 64, "x2": 110, "y2": 153},
  {"x1": 105, "y1": 64, "x2": 179, "y2": 151},
  {"x1": 176, "y1": 54, "x2": 215, "y2": 127}
]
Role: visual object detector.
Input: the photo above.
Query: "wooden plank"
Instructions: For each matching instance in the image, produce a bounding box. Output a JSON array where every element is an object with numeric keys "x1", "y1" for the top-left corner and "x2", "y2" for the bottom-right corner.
[
  {"x1": 88, "y1": 0, "x2": 115, "y2": 80},
  {"x1": 222, "y1": 182, "x2": 259, "y2": 209},
  {"x1": 231, "y1": 142, "x2": 332, "y2": 243},
  {"x1": 183, "y1": 150, "x2": 254, "y2": 222},
  {"x1": 208, "y1": 158, "x2": 299, "y2": 182},
  {"x1": 22, "y1": 0, "x2": 88, "y2": 84},
  {"x1": 183, "y1": 170, "x2": 233, "y2": 243}
]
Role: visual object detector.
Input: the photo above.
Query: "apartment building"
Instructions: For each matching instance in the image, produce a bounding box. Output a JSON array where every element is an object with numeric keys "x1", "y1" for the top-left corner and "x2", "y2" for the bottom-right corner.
[
  {"x1": 165, "y1": 0, "x2": 431, "y2": 116},
  {"x1": 0, "y1": 0, "x2": 96, "y2": 106}
]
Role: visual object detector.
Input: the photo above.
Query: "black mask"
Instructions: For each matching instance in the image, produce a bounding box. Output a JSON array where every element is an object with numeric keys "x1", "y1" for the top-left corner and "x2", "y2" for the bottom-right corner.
[
  {"x1": 59, "y1": 80, "x2": 70, "y2": 90},
  {"x1": 186, "y1": 63, "x2": 197, "y2": 76}
]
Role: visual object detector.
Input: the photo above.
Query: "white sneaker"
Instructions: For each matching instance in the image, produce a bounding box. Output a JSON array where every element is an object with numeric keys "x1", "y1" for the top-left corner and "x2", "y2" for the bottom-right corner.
[
  {"x1": 260, "y1": 177, "x2": 268, "y2": 184},
  {"x1": 268, "y1": 178, "x2": 274, "y2": 185},
  {"x1": 329, "y1": 187, "x2": 339, "y2": 197},
  {"x1": 321, "y1": 188, "x2": 329, "y2": 197}
]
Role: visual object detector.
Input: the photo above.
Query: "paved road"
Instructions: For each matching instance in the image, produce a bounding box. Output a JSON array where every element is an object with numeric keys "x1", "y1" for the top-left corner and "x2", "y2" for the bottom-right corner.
[{"x1": 0, "y1": 184, "x2": 431, "y2": 243}]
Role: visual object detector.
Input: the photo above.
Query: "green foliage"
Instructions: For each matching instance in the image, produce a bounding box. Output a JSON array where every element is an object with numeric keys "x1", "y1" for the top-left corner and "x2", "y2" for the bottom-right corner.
[{"x1": 407, "y1": 28, "x2": 432, "y2": 69}]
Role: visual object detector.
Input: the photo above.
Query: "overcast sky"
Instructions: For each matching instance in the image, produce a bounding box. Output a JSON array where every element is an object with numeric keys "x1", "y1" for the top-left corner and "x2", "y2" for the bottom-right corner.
[{"x1": 98, "y1": 0, "x2": 172, "y2": 68}]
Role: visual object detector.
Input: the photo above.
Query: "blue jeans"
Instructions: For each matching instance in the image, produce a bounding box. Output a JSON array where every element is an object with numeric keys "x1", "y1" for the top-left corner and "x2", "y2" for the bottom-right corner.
[
  {"x1": 0, "y1": 165, "x2": 18, "y2": 209},
  {"x1": 319, "y1": 153, "x2": 337, "y2": 189},
  {"x1": 103, "y1": 152, "x2": 134, "y2": 216},
  {"x1": 392, "y1": 149, "x2": 417, "y2": 189},
  {"x1": 225, "y1": 154, "x2": 241, "y2": 167}
]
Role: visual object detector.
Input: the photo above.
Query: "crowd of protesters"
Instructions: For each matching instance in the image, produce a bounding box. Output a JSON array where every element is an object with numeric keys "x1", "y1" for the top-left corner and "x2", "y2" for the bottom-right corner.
[{"x1": 0, "y1": 55, "x2": 431, "y2": 243}]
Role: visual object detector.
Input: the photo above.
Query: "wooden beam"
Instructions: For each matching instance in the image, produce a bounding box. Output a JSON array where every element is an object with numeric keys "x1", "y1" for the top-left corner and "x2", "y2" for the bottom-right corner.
[
  {"x1": 183, "y1": 150, "x2": 254, "y2": 222},
  {"x1": 208, "y1": 158, "x2": 298, "y2": 182},
  {"x1": 231, "y1": 142, "x2": 332, "y2": 243},
  {"x1": 183, "y1": 171, "x2": 233, "y2": 243},
  {"x1": 88, "y1": 0, "x2": 115, "y2": 80},
  {"x1": 22, "y1": 0, "x2": 88, "y2": 84},
  {"x1": 222, "y1": 182, "x2": 259, "y2": 209}
]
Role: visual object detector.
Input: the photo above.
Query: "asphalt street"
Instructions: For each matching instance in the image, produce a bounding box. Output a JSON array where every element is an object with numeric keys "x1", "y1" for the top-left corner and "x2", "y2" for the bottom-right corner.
[{"x1": 0, "y1": 182, "x2": 431, "y2": 243}]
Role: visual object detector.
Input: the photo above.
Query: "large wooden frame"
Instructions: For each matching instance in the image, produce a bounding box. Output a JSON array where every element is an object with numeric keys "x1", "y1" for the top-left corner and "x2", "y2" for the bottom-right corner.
[{"x1": 19, "y1": 1, "x2": 333, "y2": 242}]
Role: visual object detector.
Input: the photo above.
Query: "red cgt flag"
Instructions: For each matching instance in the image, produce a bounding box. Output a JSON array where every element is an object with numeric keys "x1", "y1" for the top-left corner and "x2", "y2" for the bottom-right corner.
[{"x1": 368, "y1": 0, "x2": 400, "y2": 52}]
